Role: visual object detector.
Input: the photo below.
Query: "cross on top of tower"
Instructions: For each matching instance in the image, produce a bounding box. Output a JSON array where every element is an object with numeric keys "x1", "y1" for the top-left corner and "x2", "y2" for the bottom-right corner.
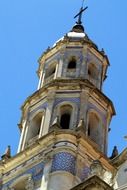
[{"x1": 74, "y1": 0, "x2": 88, "y2": 25}]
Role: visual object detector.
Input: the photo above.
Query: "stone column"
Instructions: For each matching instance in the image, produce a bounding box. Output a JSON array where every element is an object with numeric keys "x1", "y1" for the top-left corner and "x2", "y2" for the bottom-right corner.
[
  {"x1": 41, "y1": 71, "x2": 46, "y2": 87},
  {"x1": 79, "y1": 89, "x2": 89, "y2": 133},
  {"x1": 57, "y1": 52, "x2": 64, "y2": 78},
  {"x1": 39, "y1": 113, "x2": 45, "y2": 138},
  {"x1": 54, "y1": 62, "x2": 59, "y2": 79},
  {"x1": 80, "y1": 47, "x2": 88, "y2": 78},
  {"x1": 37, "y1": 70, "x2": 43, "y2": 90},
  {"x1": 42, "y1": 89, "x2": 56, "y2": 135},
  {"x1": 17, "y1": 120, "x2": 27, "y2": 153},
  {"x1": 40, "y1": 156, "x2": 52, "y2": 190},
  {"x1": 104, "y1": 108, "x2": 112, "y2": 154},
  {"x1": 21, "y1": 120, "x2": 30, "y2": 150}
]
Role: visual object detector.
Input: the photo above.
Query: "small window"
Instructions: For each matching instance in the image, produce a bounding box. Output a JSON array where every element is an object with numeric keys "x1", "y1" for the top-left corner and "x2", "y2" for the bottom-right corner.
[
  {"x1": 60, "y1": 105, "x2": 72, "y2": 129},
  {"x1": 68, "y1": 58, "x2": 76, "y2": 69}
]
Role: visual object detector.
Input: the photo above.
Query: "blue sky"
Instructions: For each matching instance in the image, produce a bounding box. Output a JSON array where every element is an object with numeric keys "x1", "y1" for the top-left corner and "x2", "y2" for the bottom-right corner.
[{"x1": 0, "y1": 0, "x2": 127, "y2": 156}]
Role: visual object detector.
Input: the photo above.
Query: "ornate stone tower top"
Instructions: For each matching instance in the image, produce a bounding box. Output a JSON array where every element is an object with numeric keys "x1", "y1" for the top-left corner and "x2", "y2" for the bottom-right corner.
[
  {"x1": 1, "y1": 4, "x2": 117, "y2": 190},
  {"x1": 17, "y1": 3, "x2": 115, "y2": 155}
]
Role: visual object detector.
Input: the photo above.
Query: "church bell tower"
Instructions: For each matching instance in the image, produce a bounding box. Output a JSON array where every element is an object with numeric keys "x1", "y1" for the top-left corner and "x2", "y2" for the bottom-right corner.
[{"x1": 1, "y1": 3, "x2": 117, "y2": 190}]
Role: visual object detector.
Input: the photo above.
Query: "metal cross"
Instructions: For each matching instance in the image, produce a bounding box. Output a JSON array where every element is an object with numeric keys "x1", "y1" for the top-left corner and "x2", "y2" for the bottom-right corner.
[{"x1": 74, "y1": 6, "x2": 88, "y2": 25}]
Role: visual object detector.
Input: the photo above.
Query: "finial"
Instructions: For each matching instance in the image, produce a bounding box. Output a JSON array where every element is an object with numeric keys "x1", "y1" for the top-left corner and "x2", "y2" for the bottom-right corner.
[
  {"x1": 124, "y1": 135, "x2": 127, "y2": 139},
  {"x1": 74, "y1": 0, "x2": 88, "y2": 25},
  {"x1": 101, "y1": 48, "x2": 105, "y2": 55},
  {"x1": 1, "y1": 145, "x2": 11, "y2": 160},
  {"x1": 110, "y1": 146, "x2": 119, "y2": 159}
]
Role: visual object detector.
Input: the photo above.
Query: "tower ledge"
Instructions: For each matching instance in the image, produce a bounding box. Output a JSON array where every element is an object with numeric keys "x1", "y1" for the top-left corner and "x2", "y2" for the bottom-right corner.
[
  {"x1": 0, "y1": 130, "x2": 116, "y2": 185},
  {"x1": 20, "y1": 78, "x2": 115, "y2": 124}
]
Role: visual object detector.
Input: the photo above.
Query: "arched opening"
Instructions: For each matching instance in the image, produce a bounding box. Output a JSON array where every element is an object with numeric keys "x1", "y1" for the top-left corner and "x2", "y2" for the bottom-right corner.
[
  {"x1": 87, "y1": 112, "x2": 100, "y2": 145},
  {"x1": 60, "y1": 105, "x2": 72, "y2": 129},
  {"x1": 31, "y1": 113, "x2": 42, "y2": 137},
  {"x1": 68, "y1": 58, "x2": 76, "y2": 69},
  {"x1": 26, "y1": 112, "x2": 44, "y2": 145},
  {"x1": 60, "y1": 113, "x2": 71, "y2": 129}
]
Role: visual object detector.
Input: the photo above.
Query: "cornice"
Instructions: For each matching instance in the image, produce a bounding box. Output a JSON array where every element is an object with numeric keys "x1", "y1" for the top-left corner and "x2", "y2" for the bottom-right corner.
[
  {"x1": 21, "y1": 79, "x2": 115, "y2": 116},
  {"x1": 0, "y1": 129, "x2": 116, "y2": 177},
  {"x1": 38, "y1": 33, "x2": 109, "y2": 72}
]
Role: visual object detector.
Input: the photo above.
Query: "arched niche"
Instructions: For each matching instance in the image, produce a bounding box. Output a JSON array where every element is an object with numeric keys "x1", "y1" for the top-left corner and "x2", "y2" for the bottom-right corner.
[
  {"x1": 26, "y1": 110, "x2": 45, "y2": 146},
  {"x1": 51, "y1": 101, "x2": 78, "y2": 130},
  {"x1": 87, "y1": 111, "x2": 101, "y2": 146},
  {"x1": 67, "y1": 57, "x2": 77, "y2": 70},
  {"x1": 88, "y1": 63, "x2": 98, "y2": 83},
  {"x1": 44, "y1": 62, "x2": 57, "y2": 83}
]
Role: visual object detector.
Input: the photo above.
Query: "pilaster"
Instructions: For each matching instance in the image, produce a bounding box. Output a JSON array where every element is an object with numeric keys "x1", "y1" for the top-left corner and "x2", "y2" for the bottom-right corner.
[
  {"x1": 42, "y1": 88, "x2": 56, "y2": 135},
  {"x1": 40, "y1": 156, "x2": 52, "y2": 190},
  {"x1": 79, "y1": 89, "x2": 89, "y2": 131}
]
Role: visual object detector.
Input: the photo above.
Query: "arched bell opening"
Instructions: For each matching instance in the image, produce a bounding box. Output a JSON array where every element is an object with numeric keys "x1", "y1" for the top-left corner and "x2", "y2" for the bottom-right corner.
[
  {"x1": 67, "y1": 57, "x2": 77, "y2": 70},
  {"x1": 60, "y1": 105, "x2": 73, "y2": 129},
  {"x1": 26, "y1": 112, "x2": 44, "y2": 146}
]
